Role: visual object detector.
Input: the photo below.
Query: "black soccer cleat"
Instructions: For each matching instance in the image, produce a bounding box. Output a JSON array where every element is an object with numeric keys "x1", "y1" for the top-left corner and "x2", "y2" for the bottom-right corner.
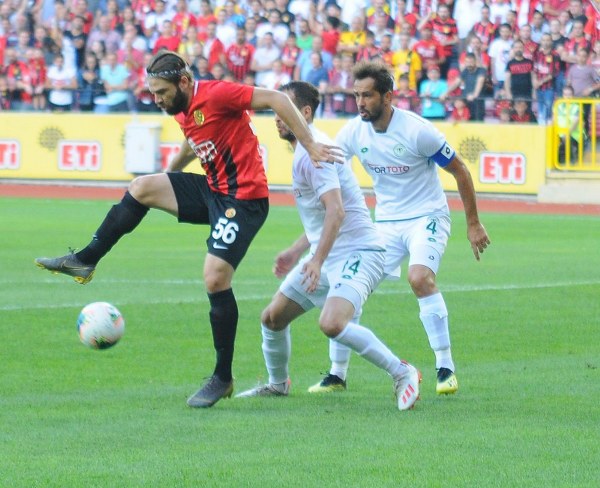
[
  {"x1": 35, "y1": 249, "x2": 96, "y2": 284},
  {"x1": 187, "y1": 375, "x2": 234, "y2": 408}
]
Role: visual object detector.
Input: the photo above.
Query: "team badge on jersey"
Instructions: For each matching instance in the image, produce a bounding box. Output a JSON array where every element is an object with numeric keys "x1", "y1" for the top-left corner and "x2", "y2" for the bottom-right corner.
[
  {"x1": 193, "y1": 110, "x2": 205, "y2": 126},
  {"x1": 393, "y1": 144, "x2": 406, "y2": 158},
  {"x1": 225, "y1": 208, "x2": 236, "y2": 218}
]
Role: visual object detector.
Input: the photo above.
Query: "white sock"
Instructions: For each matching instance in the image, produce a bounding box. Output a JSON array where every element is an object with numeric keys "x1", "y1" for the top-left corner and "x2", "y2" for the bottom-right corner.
[
  {"x1": 328, "y1": 338, "x2": 351, "y2": 380},
  {"x1": 334, "y1": 322, "x2": 407, "y2": 378},
  {"x1": 418, "y1": 293, "x2": 455, "y2": 371},
  {"x1": 261, "y1": 324, "x2": 290, "y2": 385}
]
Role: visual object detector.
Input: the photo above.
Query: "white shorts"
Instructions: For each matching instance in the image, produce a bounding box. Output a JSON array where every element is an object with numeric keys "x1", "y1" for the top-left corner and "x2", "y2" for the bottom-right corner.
[
  {"x1": 280, "y1": 249, "x2": 386, "y2": 316},
  {"x1": 376, "y1": 214, "x2": 451, "y2": 279}
]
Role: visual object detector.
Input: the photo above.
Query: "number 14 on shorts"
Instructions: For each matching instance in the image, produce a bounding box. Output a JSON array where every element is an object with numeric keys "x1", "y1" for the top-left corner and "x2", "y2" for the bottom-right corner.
[{"x1": 342, "y1": 255, "x2": 361, "y2": 280}]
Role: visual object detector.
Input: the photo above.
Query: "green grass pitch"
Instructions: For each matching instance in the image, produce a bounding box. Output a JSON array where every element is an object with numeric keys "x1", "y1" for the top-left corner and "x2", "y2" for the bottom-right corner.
[{"x1": 1, "y1": 196, "x2": 599, "y2": 487}]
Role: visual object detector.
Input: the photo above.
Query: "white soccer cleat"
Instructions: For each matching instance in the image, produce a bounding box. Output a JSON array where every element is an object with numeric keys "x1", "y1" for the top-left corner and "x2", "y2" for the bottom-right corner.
[
  {"x1": 393, "y1": 362, "x2": 421, "y2": 411},
  {"x1": 235, "y1": 379, "x2": 291, "y2": 398}
]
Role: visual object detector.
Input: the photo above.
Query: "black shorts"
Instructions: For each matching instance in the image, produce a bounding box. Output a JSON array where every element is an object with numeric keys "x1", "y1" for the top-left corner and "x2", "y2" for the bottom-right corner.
[{"x1": 167, "y1": 172, "x2": 269, "y2": 269}]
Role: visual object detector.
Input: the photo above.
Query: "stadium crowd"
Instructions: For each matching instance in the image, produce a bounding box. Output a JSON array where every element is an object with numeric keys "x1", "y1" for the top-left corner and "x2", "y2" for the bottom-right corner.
[{"x1": 0, "y1": 0, "x2": 599, "y2": 123}]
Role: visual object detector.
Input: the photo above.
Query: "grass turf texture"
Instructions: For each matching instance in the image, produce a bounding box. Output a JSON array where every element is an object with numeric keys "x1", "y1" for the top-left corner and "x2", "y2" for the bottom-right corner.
[{"x1": 1, "y1": 197, "x2": 599, "y2": 487}]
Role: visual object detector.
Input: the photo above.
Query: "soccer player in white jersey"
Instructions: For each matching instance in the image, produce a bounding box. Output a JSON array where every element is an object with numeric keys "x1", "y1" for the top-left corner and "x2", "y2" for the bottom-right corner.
[
  {"x1": 236, "y1": 81, "x2": 421, "y2": 410},
  {"x1": 309, "y1": 61, "x2": 491, "y2": 395}
]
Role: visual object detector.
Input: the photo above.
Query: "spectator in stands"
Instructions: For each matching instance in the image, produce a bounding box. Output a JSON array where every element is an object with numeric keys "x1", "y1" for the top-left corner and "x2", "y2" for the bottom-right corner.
[
  {"x1": 64, "y1": 15, "x2": 88, "y2": 69},
  {"x1": 3, "y1": 46, "x2": 32, "y2": 111},
  {"x1": 296, "y1": 17, "x2": 313, "y2": 51},
  {"x1": 196, "y1": 0, "x2": 217, "y2": 42},
  {"x1": 428, "y1": 3, "x2": 459, "y2": 78},
  {"x1": 442, "y1": 52, "x2": 487, "y2": 120},
  {"x1": 413, "y1": 23, "x2": 445, "y2": 76},
  {"x1": 542, "y1": 0, "x2": 570, "y2": 22},
  {"x1": 319, "y1": 15, "x2": 342, "y2": 55},
  {"x1": 533, "y1": 33, "x2": 561, "y2": 124},
  {"x1": 87, "y1": 15, "x2": 122, "y2": 54},
  {"x1": 143, "y1": 0, "x2": 170, "y2": 48},
  {"x1": 366, "y1": 0, "x2": 394, "y2": 29},
  {"x1": 459, "y1": 34, "x2": 491, "y2": 72},
  {"x1": 489, "y1": 0, "x2": 511, "y2": 25},
  {"x1": 202, "y1": 21, "x2": 225, "y2": 70},
  {"x1": 328, "y1": 52, "x2": 357, "y2": 115},
  {"x1": 45, "y1": 52, "x2": 77, "y2": 111},
  {"x1": 280, "y1": 32, "x2": 300, "y2": 77},
  {"x1": 498, "y1": 106, "x2": 512, "y2": 122},
  {"x1": 274, "y1": 0, "x2": 295, "y2": 28},
  {"x1": 565, "y1": 0, "x2": 587, "y2": 36},
  {"x1": 556, "y1": 84, "x2": 585, "y2": 164},
  {"x1": 392, "y1": 0, "x2": 418, "y2": 37},
  {"x1": 192, "y1": 55, "x2": 215, "y2": 80},
  {"x1": 26, "y1": 47, "x2": 47, "y2": 111},
  {"x1": 392, "y1": 73, "x2": 419, "y2": 112},
  {"x1": 177, "y1": 24, "x2": 200, "y2": 62},
  {"x1": 172, "y1": 0, "x2": 197, "y2": 36},
  {"x1": 590, "y1": 40, "x2": 600, "y2": 74},
  {"x1": 355, "y1": 30, "x2": 380, "y2": 62},
  {"x1": 449, "y1": 97, "x2": 472, "y2": 121},
  {"x1": 225, "y1": 24, "x2": 255, "y2": 82},
  {"x1": 379, "y1": 33, "x2": 395, "y2": 67},
  {"x1": 247, "y1": 0, "x2": 268, "y2": 26},
  {"x1": 132, "y1": 51, "x2": 161, "y2": 112},
  {"x1": 89, "y1": 39, "x2": 107, "y2": 64},
  {"x1": 419, "y1": 65, "x2": 448, "y2": 120},
  {"x1": 453, "y1": 0, "x2": 484, "y2": 52},
  {"x1": 505, "y1": 39, "x2": 535, "y2": 102},
  {"x1": 117, "y1": 23, "x2": 146, "y2": 74},
  {"x1": 338, "y1": 15, "x2": 367, "y2": 59},
  {"x1": 304, "y1": 51, "x2": 329, "y2": 92},
  {"x1": 518, "y1": 24, "x2": 539, "y2": 60},
  {"x1": 0, "y1": 74, "x2": 11, "y2": 110},
  {"x1": 567, "y1": 47, "x2": 600, "y2": 133},
  {"x1": 369, "y1": 11, "x2": 394, "y2": 47},
  {"x1": 530, "y1": 11, "x2": 549, "y2": 43},
  {"x1": 250, "y1": 31, "x2": 280, "y2": 87},
  {"x1": 471, "y1": 5, "x2": 498, "y2": 51},
  {"x1": 77, "y1": 51, "x2": 104, "y2": 112},
  {"x1": 68, "y1": 0, "x2": 94, "y2": 36},
  {"x1": 14, "y1": 30, "x2": 32, "y2": 63},
  {"x1": 489, "y1": 23, "x2": 514, "y2": 95},
  {"x1": 215, "y1": 7, "x2": 237, "y2": 48},
  {"x1": 153, "y1": 20, "x2": 181, "y2": 54},
  {"x1": 294, "y1": 35, "x2": 333, "y2": 81},
  {"x1": 510, "y1": 98, "x2": 537, "y2": 122},
  {"x1": 256, "y1": 9, "x2": 289, "y2": 48},
  {"x1": 98, "y1": 51, "x2": 130, "y2": 112},
  {"x1": 562, "y1": 20, "x2": 591, "y2": 65},
  {"x1": 259, "y1": 58, "x2": 291, "y2": 89},
  {"x1": 392, "y1": 32, "x2": 422, "y2": 92}
]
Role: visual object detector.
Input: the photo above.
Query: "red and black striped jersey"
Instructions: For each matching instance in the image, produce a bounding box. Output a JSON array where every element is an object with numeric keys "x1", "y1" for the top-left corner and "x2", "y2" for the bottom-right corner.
[
  {"x1": 225, "y1": 42, "x2": 255, "y2": 82},
  {"x1": 431, "y1": 18, "x2": 458, "y2": 57},
  {"x1": 174, "y1": 81, "x2": 268, "y2": 200},
  {"x1": 533, "y1": 50, "x2": 561, "y2": 90}
]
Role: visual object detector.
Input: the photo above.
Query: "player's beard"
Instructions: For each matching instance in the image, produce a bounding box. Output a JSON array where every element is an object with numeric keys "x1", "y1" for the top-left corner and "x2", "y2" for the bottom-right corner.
[
  {"x1": 164, "y1": 86, "x2": 189, "y2": 115},
  {"x1": 358, "y1": 102, "x2": 384, "y2": 124},
  {"x1": 276, "y1": 123, "x2": 296, "y2": 142}
]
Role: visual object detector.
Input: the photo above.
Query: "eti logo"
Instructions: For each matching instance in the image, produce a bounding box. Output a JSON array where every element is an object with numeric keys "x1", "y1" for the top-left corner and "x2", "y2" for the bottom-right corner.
[
  {"x1": 479, "y1": 152, "x2": 526, "y2": 185},
  {"x1": 58, "y1": 141, "x2": 101, "y2": 171},
  {"x1": 0, "y1": 140, "x2": 20, "y2": 169}
]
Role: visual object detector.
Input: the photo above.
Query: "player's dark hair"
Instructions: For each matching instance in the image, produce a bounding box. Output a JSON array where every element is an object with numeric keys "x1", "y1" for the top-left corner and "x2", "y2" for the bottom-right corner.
[
  {"x1": 352, "y1": 60, "x2": 394, "y2": 95},
  {"x1": 146, "y1": 50, "x2": 193, "y2": 82},
  {"x1": 279, "y1": 81, "x2": 320, "y2": 118}
]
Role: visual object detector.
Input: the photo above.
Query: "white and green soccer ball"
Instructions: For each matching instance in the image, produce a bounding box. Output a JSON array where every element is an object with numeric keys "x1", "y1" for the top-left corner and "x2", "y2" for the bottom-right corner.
[{"x1": 77, "y1": 302, "x2": 125, "y2": 349}]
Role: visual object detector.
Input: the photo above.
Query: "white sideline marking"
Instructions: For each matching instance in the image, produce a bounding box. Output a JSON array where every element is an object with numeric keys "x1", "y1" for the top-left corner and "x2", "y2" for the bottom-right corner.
[{"x1": 1, "y1": 279, "x2": 599, "y2": 311}]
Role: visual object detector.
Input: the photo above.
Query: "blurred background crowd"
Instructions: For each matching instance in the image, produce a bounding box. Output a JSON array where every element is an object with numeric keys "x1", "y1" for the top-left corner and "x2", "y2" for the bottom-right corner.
[{"x1": 0, "y1": 0, "x2": 599, "y2": 123}]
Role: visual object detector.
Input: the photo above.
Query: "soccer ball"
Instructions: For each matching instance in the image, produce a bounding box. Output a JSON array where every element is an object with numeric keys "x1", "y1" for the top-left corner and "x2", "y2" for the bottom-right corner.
[{"x1": 77, "y1": 302, "x2": 125, "y2": 349}]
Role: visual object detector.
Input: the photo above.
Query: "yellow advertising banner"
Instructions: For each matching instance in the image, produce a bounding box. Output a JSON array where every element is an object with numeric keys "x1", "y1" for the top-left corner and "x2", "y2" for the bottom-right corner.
[{"x1": 0, "y1": 113, "x2": 546, "y2": 195}]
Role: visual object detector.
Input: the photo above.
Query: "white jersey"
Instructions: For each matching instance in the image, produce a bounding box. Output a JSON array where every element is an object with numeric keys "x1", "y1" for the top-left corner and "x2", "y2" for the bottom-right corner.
[
  {"x1": 336, "y1": 108, "x2": 454, "y2": 222},
  {"x1": 293, "y1": 125, "x2": 384, "y2": 256}
]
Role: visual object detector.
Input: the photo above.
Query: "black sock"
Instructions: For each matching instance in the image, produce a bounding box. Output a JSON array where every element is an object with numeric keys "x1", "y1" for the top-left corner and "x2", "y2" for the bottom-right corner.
[
  {"x1": 76, "y1": 191, "x2": 149, "y2": 265},
  {"x1": 208, "y1": 288, "x2": 238, "y2": 382}
]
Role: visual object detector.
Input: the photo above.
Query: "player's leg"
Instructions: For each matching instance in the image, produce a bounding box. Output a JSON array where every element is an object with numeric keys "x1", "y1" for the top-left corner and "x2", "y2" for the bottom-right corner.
[
  {"x1": 236, "y1": 292, "x2": 307, "y2": 398},
  {"x1": 188, "y1": 192, "x2": 269, "y2": 408},
  {"x1": 406, "y1": 215, "x2": 458, "y2": 394},
  {"x1": 237, "y1": 257, "x2": 320, "y2": 398},
  {"x1": 34, "y1": 173, "x2": 174, "y2": 283},
  {"x1": 319, "y1": 251, "x2": 420, "y2": 410}
]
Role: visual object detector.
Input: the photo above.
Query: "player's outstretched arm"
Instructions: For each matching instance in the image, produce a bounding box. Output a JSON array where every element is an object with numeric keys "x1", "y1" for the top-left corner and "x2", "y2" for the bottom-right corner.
[
  {"x1": 444, "y1": 156, "x2": 491, "y2": 260},
  {"x1": 166, "y1": 140, "x2": 196, "y2": 172},
  {"x1": 250, "y1": 88, "x2": 344, "y2": 168}
]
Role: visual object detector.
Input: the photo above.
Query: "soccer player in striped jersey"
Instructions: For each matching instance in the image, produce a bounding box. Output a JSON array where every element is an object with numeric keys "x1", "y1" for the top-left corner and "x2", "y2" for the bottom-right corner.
[
  {"x1": 35, "y1": 51, "x2": 343, "y2": 408},
  {"x1": 309, "y1": 61, "x2": 490, "y2": 395}
]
